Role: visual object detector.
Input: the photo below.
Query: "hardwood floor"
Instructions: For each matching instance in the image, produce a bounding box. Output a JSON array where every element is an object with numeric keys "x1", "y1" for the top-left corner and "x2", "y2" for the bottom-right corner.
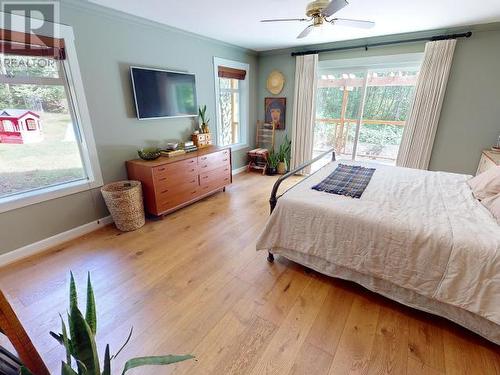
[{"x1": 0, "y1": 172, "x2": 499, "y2": 375}]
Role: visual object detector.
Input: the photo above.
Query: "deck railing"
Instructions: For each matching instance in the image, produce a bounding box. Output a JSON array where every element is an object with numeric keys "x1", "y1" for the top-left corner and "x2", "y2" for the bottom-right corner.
[{"x1": 314, "y1": 118, "x2": 406, "y2": 162}]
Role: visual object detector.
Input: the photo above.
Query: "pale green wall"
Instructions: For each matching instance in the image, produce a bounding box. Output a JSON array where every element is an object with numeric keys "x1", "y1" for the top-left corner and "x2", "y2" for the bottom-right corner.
[
  {"x1": 257, "y1": 26, "x2": 500, "y2": 174},
  {"x1": 0, "y1": 0, "x2": 258, "y2": 254}
]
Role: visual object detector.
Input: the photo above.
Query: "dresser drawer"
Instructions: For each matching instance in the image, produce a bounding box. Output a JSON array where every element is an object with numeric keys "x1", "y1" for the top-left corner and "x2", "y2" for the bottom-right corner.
[
  {"x1": 153, "y1": 158, "x2": 198, "y2": 183},
  {"x1": 199, "y1": 165, "x2": 231, "y2": 186},
  {"x1": 156, "y1": 179, "x2": 198, "y2": 198},
  {"x1": 198, "y1": 149, "x2": 230, "y2": 173},
  {"x1": 157, "y1": 187, "x2": 200, "y2": 213}
]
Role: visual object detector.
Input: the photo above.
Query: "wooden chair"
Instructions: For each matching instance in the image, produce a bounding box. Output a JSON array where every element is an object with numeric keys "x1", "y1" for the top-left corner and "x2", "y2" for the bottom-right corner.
[
  {"x1": 247, "y1": 121, "x2": 276, "y2": 174},
  {"x1": 0, "y1": 290, "x2": 49, "y2": 375}
]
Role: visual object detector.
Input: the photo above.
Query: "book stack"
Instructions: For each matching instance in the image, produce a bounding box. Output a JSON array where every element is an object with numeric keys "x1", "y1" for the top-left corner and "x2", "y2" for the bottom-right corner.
[
  {"x1": 161, "y1": 149, "x2": 186, "y2": 158},
  {"x1": 183, "y1": 141, "x2": 198, "y2": 153}
]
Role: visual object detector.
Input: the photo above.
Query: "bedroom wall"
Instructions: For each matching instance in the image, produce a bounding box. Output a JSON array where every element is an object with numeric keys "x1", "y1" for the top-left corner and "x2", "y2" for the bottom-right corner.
[
  {"x1": 0, "y1": 0, "x2": 258, "y2": 255},
  {"x1": 257, "y1": 24, "x2": 500, "y2": 175}
]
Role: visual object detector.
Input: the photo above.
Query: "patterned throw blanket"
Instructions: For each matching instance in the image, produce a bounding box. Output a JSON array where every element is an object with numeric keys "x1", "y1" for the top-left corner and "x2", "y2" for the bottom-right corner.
[{"x1": 312, "y1": 164, "x2": 376, "y2": 198}]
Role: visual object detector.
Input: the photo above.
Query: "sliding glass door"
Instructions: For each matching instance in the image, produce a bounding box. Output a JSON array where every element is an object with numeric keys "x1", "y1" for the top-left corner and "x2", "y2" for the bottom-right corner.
[{"x1": 314, "y1": 60, "x2": 420, "y2": 167}]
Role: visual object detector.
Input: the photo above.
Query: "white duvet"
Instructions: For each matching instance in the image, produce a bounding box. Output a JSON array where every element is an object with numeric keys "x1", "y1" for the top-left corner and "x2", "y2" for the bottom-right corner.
[{"x1": 256, "y1": 161, "x2": 500, "y2": 327}]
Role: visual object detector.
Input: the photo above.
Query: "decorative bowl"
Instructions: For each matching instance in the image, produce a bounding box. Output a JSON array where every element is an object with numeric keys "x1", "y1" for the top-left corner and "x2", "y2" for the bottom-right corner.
[{"x1": 138, "y1": 148, "x2": 161, "y2": 161}]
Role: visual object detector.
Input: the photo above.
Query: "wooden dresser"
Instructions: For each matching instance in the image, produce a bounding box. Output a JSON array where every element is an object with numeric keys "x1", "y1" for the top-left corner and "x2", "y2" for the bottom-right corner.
[
  {"x1": 126, "y1": 146, "x2": 232, "y2": 216},
  {"x1": 476, "y1": 150, "x2": 500, "y2": 175}
]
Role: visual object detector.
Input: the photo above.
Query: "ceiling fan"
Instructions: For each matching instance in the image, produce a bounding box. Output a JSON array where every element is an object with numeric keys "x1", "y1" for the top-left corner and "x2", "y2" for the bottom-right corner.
[{"x1": 261, "y1": 0, "x2": 375, "y2": 39}]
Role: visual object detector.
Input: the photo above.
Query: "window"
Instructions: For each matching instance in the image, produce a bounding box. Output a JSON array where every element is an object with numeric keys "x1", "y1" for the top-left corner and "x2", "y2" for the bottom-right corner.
[
  {"x1": 2, "y1": 119, "x2": 14, "y2": 132},
  {"x1": 214, "y1": 58, "x2": 249, "y2": 150},
  {"x1": 314, "y1": 54, "x2": 422, "y2": 167},
  {"x1": 26, "y1": 119, "x2": 37, "y2": 131},
  {"x1": 0, "y1": 12, "x2": 102, "y2": 213}
]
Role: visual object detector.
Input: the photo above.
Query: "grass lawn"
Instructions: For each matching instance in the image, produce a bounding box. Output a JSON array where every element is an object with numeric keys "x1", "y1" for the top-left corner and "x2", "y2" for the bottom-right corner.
[{"x1": 0, "y1": 112, "x2": 86, "y2": 197}]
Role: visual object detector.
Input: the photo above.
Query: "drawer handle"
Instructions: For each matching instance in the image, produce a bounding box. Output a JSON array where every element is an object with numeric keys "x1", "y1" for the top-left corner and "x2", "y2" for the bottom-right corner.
[
  {"x1": 203, "y1": 176, "x2": 208, "y2": 179},
  {"x1": 189, "y1": 160, "x2": 195, "y2": 163},
  {"x1": 161, "y1": 189, "x2": 169, "y2": 194},
  {"x1": 201, "y1": 157, "x2": 207, "y2": 160},
  {"x1": 191, "y1": 191, "x2": 197, "y2": 194},
  {"x1": 158, "y1": 168, "x2": 166, "y2": 172},
  {"x1": 159, "y1": 177, "x2": 167, "y2": 181},
  {"x1": 222, "y1": 159, "x2": 228, "y2": 162},
  {"x1": 191, "y1": 180, "x2": 196, "y2": 183},
  {"x1": 190, "y1": 168, "x2": 195, "y2": 172}
]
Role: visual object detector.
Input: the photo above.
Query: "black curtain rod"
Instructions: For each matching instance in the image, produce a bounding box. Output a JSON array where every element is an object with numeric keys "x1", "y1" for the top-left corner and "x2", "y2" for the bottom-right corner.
[{"x1": 290, "y1": 31, "x2": 472, "y2": 57}]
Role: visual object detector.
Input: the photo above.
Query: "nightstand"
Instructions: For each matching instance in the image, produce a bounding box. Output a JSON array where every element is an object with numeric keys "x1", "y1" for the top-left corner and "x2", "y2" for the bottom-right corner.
[{"x1": 477, "y1": 150, "x2": 500, "y2": 175}]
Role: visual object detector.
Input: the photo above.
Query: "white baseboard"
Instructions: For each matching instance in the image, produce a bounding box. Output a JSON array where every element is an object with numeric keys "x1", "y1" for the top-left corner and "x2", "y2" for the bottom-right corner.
[
  {"x1": 0, "y1": 216, "x2": 113, "y2": 267},
  {"x1": 232, "y1": 166, "x2": 247, "y2": 175}
]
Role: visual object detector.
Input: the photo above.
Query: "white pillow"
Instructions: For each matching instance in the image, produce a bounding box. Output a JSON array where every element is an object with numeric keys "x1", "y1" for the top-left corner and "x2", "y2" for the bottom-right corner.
[
  {"x1": 467, "y1": 166, "x2": 500, "y2": 200},
  {"x1": 481, "y1": 193, "x2": 500, "y2": 224}
]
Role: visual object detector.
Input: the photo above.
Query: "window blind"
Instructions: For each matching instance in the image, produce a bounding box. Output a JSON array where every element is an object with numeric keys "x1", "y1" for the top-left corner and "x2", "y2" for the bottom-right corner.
[
  {"x1": 218, "y1": 66, "x2": 246, "y2": 80},
  {"x1": 0, "y1": 28, "x2": 66, "y2": 60}
]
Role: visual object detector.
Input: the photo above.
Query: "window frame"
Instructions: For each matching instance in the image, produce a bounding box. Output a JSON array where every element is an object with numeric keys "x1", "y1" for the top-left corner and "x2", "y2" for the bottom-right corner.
[
  {"x1": 317, "y1": 53, "x2": 423, "y2": 163},
  {"x1": 213, "y1": 57, "x2": 249, "y2": 151},
  {"x1": 0, "y1": 11, "x2": 103, "y2": 214}
]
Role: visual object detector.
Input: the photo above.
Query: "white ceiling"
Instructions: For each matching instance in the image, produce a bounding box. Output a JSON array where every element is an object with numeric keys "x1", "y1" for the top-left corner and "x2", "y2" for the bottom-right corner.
[{"x1": 88, "y1": 0, "x2": 500, "y2": 51}]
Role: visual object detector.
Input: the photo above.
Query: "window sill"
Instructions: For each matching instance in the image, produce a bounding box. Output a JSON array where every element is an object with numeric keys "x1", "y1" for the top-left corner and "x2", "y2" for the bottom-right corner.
[{"x1": 0, "y1": 179, "x2": 103, "y2": 214}]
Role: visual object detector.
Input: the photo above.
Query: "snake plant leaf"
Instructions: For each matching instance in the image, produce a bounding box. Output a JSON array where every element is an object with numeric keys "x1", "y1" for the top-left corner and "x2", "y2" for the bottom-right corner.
[
  {"x1": 112, "y1": 326, "x2": 133, "y2": 360},
  {"x1": 69, "y1": 305, "x2": 101, "y2": 375},
  {"x1": 70, "y1": 271, "x2": 78, "y2": 311},
  {"x1": 61, "y1": 362, "x2": 78, "y2": 375},
  {"x1": 85, "y1": 272, "x2": 97, "y2": 335},
  {"x1": 121, "y1": 355, "x2": 194, "y2": 375},
  {"x1": 102, "y1": 344, "x2": 111, "y2": 375},
  {"x1": 50, "y1": 330, "x2": 64, "y2": 345},
  {"x1": 50, "y1": 329, "x2": 75, "y2": 357},
  {"x1": 19, "y1": 367, "x2": 33, "y2": 375},
  {"x1": 60, "y1": 314, "x2": 72, "y2": 365}
]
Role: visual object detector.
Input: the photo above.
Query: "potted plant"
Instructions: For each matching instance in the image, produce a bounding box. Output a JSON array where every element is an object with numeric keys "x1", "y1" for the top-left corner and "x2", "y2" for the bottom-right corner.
[
  {"x1": 277, "y1": 135, "x2": 291, "y2": 174},
  {"x1": 21, "y1": 273, "x2": 193, "y2": 374},
  {"x1": 266, "y1": 149, "x2": 279, "y2": 176},
  {"x1": 198, "y1": 105, "x2": 210, "y2": 134}
]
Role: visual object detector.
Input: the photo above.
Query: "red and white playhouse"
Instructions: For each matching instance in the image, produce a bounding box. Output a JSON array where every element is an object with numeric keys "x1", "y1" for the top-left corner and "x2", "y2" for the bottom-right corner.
[{"x1": 0, "y1": 109, "x2": 43, "y2": 144}]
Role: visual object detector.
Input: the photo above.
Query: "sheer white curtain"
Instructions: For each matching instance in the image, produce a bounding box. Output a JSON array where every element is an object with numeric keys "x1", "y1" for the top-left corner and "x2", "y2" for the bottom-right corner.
[
  {"x1": 397, "y1": 39, "x2": 457, "y2": 169},
  {"x1": 290, "y1": 54, "x2": 318, "y2": 174}
]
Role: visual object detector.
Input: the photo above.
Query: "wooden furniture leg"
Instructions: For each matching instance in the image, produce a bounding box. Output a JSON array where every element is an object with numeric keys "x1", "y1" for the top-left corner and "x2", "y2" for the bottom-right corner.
[{"x1": 0, "y1": 290, "x2": 50, "y2": 375}]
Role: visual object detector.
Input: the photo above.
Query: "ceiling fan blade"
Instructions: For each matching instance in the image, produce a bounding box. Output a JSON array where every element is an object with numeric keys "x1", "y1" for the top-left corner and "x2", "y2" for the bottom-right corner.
[
  {"x1": 321, "y1": 0, "x2": 348, "y2": 17},
  {"x1": 332, "y1": 18, "x2": 375, "y2": 29},
  {"x1": 297, "y1": 25, "x2": 314, "y2": 39},
  {"x1": 261, "y1": 18, "x2": 309, "y2": 23}
]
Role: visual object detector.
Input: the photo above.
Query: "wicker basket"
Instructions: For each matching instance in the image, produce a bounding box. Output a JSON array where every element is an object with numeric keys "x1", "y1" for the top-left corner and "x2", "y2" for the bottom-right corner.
[{"x1": 101, "y1": 181, "x2": 145, "y2": 232}]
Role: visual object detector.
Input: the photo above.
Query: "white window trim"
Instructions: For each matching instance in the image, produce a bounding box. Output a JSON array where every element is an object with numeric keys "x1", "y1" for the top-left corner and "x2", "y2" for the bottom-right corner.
[
  {"x1": 0, "y1": 11, "x2": 103, "y2": 214},
  {"x1": 213, "y1": 57, "x2": 249, "y2": 152},
  {"x1": 317, "y1": 53, "x2": 423, "y2": 163}
]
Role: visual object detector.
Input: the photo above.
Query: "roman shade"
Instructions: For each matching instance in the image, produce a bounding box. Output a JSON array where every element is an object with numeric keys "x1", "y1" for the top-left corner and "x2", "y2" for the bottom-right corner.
[
  {"x1": 218, "y1": 66, "x2": 246, "y2": 80},
  {"x1": 0, "y1": 28, "x2": 66, "y2": 60}
]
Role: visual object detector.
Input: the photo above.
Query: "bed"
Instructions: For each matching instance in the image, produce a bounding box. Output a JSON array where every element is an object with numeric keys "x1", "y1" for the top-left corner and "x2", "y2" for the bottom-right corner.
[{"x1": 256, "y1": 150, "x2": 500, "y2": 345}]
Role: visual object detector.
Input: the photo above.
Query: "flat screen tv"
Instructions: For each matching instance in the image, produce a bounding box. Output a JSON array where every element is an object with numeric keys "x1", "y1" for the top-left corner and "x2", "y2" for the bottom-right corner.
[{"x1": 130, "y1": 66, "x2": 198, "y2": 120}]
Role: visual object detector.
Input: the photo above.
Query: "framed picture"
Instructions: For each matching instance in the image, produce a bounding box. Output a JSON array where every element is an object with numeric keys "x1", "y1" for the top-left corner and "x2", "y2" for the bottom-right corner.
[{"x1": 265, "y1": 97, "x2": 286, "y2": 130}]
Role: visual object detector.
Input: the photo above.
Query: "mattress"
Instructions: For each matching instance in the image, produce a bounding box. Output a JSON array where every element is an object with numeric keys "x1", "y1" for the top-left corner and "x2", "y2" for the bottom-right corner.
[{"x1": 256, "y1": 161, "x2": 500, "y2": 344}]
